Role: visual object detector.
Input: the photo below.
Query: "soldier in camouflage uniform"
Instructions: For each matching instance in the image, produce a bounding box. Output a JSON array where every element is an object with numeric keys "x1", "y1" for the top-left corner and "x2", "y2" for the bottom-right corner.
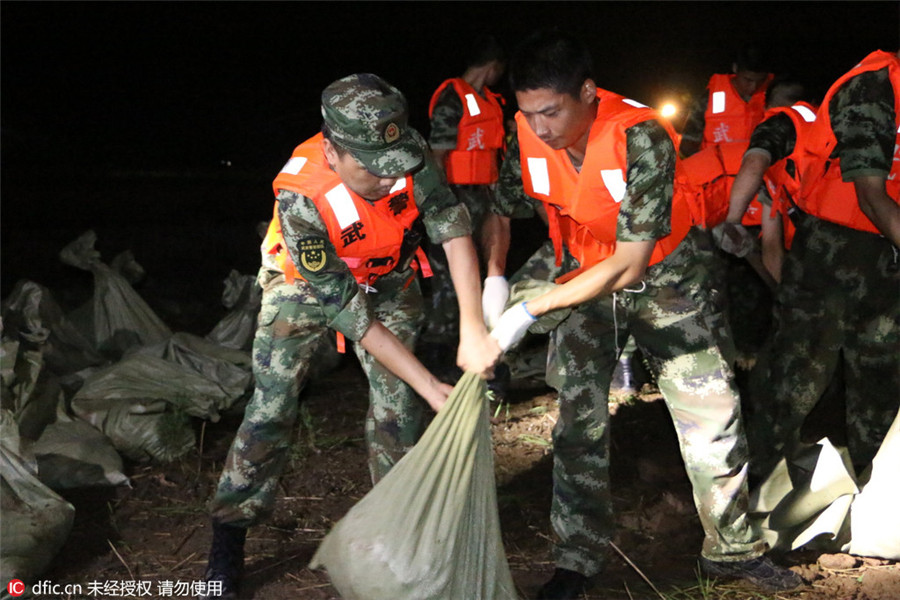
[
  {"x1": 751, "y1": 51, "x2": 900, "y2": 477},
  {"x1": 199, "y1": 74, "x2": 500, "y2": 600},
  {"x1": 420, "y1": 35, "x2": 506, "y2": 375},
  {"x1": 483, "y1": 31, "x2": 800, "y2": 599},
  {"x1": 678, "y1": 44, "x2": 772, "y2": 159},
  {"x1": 680, "y1": 46, "x2": 774, "y2": 370}
]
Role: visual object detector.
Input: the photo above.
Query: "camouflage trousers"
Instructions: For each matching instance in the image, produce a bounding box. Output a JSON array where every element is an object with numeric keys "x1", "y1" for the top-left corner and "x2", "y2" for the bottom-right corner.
[
  {"x1": 209, "y1": 270, "x2": 427, "y2": 528},
  {"x1": 748, "y1": 214, "x2": 900, "y2": 473},
  {"x1": 421, "y1": 184, "x2": 492, "y2": 346},
  {"x1": 539, "y1": 230, "x2": 765, "y2": 576}
]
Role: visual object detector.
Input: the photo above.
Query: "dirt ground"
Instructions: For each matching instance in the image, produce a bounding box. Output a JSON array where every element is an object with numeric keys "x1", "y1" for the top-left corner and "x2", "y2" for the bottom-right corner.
[
  {"x1": 36, "y1": 361, "x2": 899, "y2": 600},
  {"x1": 5, "y1": 173, "x2": 899, "y2": 600}
]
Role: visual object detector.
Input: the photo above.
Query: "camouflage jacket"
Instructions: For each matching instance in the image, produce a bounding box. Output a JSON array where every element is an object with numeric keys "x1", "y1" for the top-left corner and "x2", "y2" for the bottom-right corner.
[
  {"x1": 265, "y1": 128, "x2": 471, "y2": 342},
  {"x1": 830, "y1": 67, "x2": 896, "y2": 181}
]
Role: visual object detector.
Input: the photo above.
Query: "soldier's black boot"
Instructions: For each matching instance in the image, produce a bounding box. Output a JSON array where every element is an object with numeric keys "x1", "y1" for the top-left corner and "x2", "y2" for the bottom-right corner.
[
  {"x1": 537, "y1": 567, "x2": 589, "y2": 600},
  {"x1": 198, "y1": 522, "x2": 246, "y2": 599}
]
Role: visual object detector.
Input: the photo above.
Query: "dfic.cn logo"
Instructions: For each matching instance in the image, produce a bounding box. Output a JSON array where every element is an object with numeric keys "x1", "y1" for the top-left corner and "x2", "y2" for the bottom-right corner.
[{"x1": 7, "y1": 579, "x2": 25, "y2": 597}]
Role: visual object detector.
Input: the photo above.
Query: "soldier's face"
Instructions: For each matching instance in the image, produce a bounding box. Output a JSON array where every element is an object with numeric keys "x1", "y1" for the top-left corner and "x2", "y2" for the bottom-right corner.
[
  {"x1": 732, "y1": 68, "x2": 769, "y2": 101},
  {"x1": 323, "y1": 139, "x2": 400, "y2": 200},
  {"x1": 516, "y1": 82, "x2": 596, "y2": 151}
]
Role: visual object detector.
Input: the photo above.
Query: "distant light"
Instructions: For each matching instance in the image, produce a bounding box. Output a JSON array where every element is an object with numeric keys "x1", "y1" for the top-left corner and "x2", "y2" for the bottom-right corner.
[{"x1": 660, "y1": 103, "x2": 678, "y2": 118}]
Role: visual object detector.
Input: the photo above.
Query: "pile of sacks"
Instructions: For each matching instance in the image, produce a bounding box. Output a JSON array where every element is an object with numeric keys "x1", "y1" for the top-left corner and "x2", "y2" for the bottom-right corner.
[{"x1": 0, "y1": 230, "x2": 264, "y2": 588}]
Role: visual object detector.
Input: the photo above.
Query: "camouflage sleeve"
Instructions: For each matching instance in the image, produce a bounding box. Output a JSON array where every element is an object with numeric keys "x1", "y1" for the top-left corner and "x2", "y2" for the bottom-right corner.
[
  {"x1": 680, "y1": 92, "x2": 709, "y2": 145},
  {"x1": 277, "y1": 189, "x2": 375, "y2": 341},
  {"x1": 616, "y1": 120, "x2": 675, "y2": 242},
  {"x1": 492, "y1": 135, "x2": 540, "y2": 219},
  {"x1": 747, "y1": 113, "x2": 797, "y2": 162},
  {"x1": 830, "y1": 68, "x2": 896, "y2": 181},
  {"x1": 410, "y1": 128, "x2": 473, "y2": 243},
  {"x1": 428, "y1": 86, "x2": 463, "y2": 151}
]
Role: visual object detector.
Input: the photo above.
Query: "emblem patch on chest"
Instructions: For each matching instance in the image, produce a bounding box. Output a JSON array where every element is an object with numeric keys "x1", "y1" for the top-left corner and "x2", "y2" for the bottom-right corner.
[{"x1": 299, "y1": 238, "x2": 327, "y2": 272}]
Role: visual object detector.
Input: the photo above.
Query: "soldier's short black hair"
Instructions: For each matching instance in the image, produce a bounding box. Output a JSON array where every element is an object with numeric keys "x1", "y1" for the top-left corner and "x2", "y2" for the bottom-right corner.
[
  {"x1": 734, "y1": 44, "x2": 769, "y2": 74},
  {"x1": 466, "y1": 34, "x2": 505, "y2": 69},
  {"x1": 765, "y1": 75, "x2": 807, "y2": 107},
  {"x1": 509, "y1": 29, "x2": 593, "y2": 99}
]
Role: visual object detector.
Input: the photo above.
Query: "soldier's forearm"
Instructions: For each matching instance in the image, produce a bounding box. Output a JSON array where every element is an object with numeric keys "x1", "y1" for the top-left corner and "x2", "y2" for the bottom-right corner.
[
  {"x1": 480, "y1": 213, "x2": 511, "y2": 278},
  {"x1": 855, "y1": 175, "x2": 900, "y2": 246},
  {"x1": 727, "y1": 152, "x2": 771, "y2": 223}
]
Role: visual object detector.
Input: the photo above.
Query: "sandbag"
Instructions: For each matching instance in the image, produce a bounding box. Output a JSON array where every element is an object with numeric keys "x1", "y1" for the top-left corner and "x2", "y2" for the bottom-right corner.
[
  {"x1": 59, "y1": 230, "x2": 171, "y2": 358},
  {"x1": 1, "y1": 280, "x2": 105, "y2": 378},
  {"x1": 70, "y1": 353, "x2": 232, "y2": 462},
  {"x1": 132, "y1": 332, "x2": 252, "y2": 413},
  {"x1": 310, "y1": 372, "x2": 519, "y2": 600},
  {"x1": 0, "y1": 410, "x2": 75, "y2": 589},
  {"x1": 0, "y1": 329, "x2": 64, "y2": 442},
  {"x1": 206, "y1": 270, "x2": 261, "y2": 351},
  {"x1": 750, "y1": 408, "x2": 900, "y2": 559},
  {"x1": 506, "y1": 279, "x2": 571, "y2": 335},
  {"x1": 847, "y1": 409, "x2": 900, "y2": 559},
  {"x1": 33, "y1": 406, "x2": 129, "y2": 489}
]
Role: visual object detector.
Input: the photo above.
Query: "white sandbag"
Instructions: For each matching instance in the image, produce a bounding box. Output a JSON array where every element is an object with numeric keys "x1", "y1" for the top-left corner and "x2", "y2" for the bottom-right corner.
[
  {"x1": 846, "y1": 409, "x2": 900, "y2": 559},
  {"x1": 751, "y1": 410, "x2": 900, "y2": 560}
]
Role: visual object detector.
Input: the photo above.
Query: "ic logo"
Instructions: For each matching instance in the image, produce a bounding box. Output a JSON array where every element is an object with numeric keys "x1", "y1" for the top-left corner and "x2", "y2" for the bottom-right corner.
[{"x1": 7, "y1": 579, "x2": 25, "y2": 597}]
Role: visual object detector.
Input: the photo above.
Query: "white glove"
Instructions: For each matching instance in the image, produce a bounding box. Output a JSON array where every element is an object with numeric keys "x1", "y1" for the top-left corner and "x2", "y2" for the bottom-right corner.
[
  {"x1": 490, "y1": 302, "x2": 537, "y2": 352},
  {"x1": 481, "y1": 275, "x2": 510, "y2": 329},
  {"x1": 711, "y1": 222, "x2": 755, "y2": 257}
]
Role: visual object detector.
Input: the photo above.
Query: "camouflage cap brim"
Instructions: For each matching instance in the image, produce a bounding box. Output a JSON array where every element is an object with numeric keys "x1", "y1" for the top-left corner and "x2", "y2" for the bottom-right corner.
[{"x1": 349, "y1": 131, "x2": 423, "y2": 178}]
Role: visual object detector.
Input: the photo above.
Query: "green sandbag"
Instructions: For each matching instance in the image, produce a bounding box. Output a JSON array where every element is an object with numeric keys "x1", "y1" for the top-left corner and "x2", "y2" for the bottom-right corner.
[
  {"x1": 0, "y1": 410, "x2": 75, "y2": 590},
  {"x1": 310, "y1": 372, "x2": 519, "y2": 600},
  {"x1": 506, "y1": 279, "x2": 571, "y2": 335}
]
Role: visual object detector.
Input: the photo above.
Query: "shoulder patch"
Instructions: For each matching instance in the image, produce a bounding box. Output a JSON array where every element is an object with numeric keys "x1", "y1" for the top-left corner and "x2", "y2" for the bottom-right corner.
[{"x1": 299, "y1": 238, "x2": 327, "y2": 272}]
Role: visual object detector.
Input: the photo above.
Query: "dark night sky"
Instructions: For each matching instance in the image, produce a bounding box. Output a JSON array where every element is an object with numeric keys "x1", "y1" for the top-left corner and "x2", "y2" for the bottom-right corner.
[
  {"x1": 3, "y1": 2, "x2": 898, "y2": 173},
  {"x1": 1, "y1": 1, "x2": 898, "y2": 296}
]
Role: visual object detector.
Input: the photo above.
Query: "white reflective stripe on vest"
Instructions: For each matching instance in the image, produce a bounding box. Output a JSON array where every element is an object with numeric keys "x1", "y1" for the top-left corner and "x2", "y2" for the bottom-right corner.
[
  {"x1": 791, "y1": 104, "x2": 817, "y2": 123},
  {"x1": 325, "y1": 184, "x2": 361, "y2": 229},
  {"x1": 389, "y1": 178, "x2": 407, "y2": 193},
  {"x1": 601, "y1": 169, "x2": 627, "y2": 203},
  {"x1": 281, "y1": 156, "x2": 308, "y2": 175},
  {"x1": 711, "y1": 91, "x2": 726, "y2": 114},
  {"x1": 527, "y1": 157, "x2": 550, "y2": 195},
  {"x1": 465, "y1": 93, "x2": 482, "y2": 117},
  {"x1": 623, "y1": 98, "x2": 648, "y2": 108}
]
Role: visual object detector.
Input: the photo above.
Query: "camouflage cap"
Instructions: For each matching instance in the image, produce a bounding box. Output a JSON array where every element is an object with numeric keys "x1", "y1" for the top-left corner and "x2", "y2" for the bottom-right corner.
[{"x1": 321, "y1": 73, "x2": 423, "y2": 178}]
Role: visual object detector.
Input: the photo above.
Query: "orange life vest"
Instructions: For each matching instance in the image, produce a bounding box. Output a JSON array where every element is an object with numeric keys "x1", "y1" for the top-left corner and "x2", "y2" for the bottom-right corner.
[
  {"x1": 517, "y1": 89, "x2": 694, "y2": 283},
  {"x1": 676, "y1": 140, "x2": 763, "y2": 228},
  {"x1": 759, "y1": 102, "x2": 818, "y2": 248},
  {"x1": 701, "y1": 73, "x2": 772, "y2": 149},
  {"x1": 796, "y1": 50, "x2": 900, "y2": 234},
  {"x1": 263, "y1": 133, "x2": 430, "y2": 289},
  {"x1": 428, "y1": 78, "x2": 505, "y2": 185}
]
